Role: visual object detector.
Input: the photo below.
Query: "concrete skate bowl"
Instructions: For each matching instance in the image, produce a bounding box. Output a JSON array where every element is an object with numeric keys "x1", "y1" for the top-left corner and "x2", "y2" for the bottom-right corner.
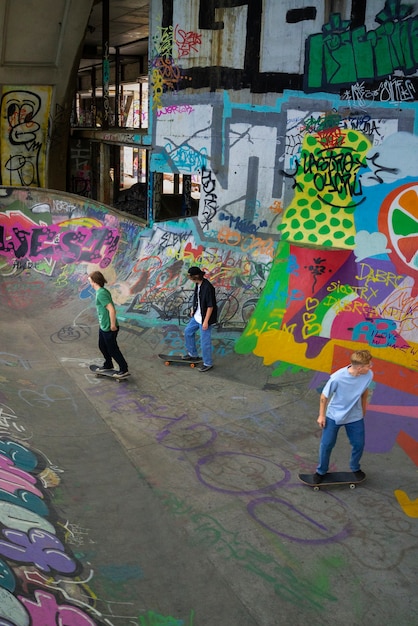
[
  {"x1": 0, "y1": 187, "x2": 214, "y2": 623},
  {"x1": 1, "y1": 186, "x2": 276, "y2": 383},
  {"x1": 0, "y1": 186, "x2": 277, "y2": 625},
  {"x1": 1, "y1": 187, "x2": 418, "y2": 626}
]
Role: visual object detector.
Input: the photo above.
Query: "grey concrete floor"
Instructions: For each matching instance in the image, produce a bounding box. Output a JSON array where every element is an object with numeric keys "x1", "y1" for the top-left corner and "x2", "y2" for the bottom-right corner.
[{"x1": 1, "y1": 273, "x2": 417, "y2": 626}]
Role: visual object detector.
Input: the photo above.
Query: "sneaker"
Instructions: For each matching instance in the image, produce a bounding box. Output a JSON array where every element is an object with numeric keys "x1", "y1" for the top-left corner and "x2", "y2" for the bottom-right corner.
[
  {"x1": 182, "y1": 355, "x2": 201, "y2": 361},
  {"x1": 353, "y1": 470, "x2": 366, "y2": 481},
  {"x1": 97, "y1": 365, "x2": 113, "y2": 372},
  {"x1": 313, "y1": 472, "x2": 325, "y2": 484},
  {"x1": 112, "y1": 370, "x2": 130, "y2": 379},
  {"x1": 198, "y1": 364, "x2": 213, "y2": 372}
]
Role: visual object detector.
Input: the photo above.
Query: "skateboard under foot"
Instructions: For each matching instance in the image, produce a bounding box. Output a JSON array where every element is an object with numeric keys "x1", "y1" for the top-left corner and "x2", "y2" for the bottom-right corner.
[
  {"x1": 298, "y1": 471, "x2": 366, "y2": 491},
  {"x1": 158, "y1": 354, "x2": 202, "y2": 367},
  {"x1": 89, "y1": 364, "x2": 130, "y2": 382}
]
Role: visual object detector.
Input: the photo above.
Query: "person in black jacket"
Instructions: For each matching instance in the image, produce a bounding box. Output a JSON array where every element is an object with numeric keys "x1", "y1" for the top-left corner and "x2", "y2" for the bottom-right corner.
[{"x1": 183, "y1": 266, "x2": 217, "y2": 372}]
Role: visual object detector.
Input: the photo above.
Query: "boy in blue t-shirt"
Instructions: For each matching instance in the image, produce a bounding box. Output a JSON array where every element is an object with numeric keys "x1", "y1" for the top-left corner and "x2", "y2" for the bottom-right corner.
[
  {"x1": 88, "y1": 271, "x2": 129, "y2": 379},
  {"x1": 314, "y1": 350, "x2": 373, "y2": 484}
]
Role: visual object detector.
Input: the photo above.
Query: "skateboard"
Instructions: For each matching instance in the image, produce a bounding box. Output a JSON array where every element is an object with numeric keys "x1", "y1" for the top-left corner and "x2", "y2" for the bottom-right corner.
[
  {"x1": 89, "y1": 364, "x2": 130, "y2": 382},
  {"x1": 158, "y1": 354, "x2": 202, "y2": 367},
  {"x1": 298, "y1": 471, "x2": 366, "y2": 491}
]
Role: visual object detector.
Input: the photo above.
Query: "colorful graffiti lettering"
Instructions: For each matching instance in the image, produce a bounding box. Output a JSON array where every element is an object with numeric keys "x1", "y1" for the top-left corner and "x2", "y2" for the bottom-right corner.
[
  {"x1": 0, "y1": 211, "x2": 119, "y2": 269},
  {"x1": 0, "y1": 436, "x2": 110, "y2": 624},
  {"x1": 279, "y1": 129, "x2": 371, "y2": 248},
  {"x1": 305, "y1": 1, "x2": 418, "y2": 92}
]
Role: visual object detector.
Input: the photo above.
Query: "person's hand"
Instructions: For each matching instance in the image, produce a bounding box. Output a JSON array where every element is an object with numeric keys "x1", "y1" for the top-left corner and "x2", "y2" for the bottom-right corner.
[
  {"x1": 317, "y1": 415, "x2": 326, "y2": 428},
  {"x1": 202, "y1": 322, "x2": 208, "y2": 330}
]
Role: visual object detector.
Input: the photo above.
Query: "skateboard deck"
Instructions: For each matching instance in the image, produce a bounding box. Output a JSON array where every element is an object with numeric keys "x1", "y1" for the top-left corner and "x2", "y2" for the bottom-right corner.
[
  {"x1": 89, "y1": 365, "x2": 130, "y2": 382},
  {"x1": 298, "y1": 471, "x2": 365, "y2": 490},
  {"x1": 158, "y1": 354, "x2": 202, "y2": 367}
]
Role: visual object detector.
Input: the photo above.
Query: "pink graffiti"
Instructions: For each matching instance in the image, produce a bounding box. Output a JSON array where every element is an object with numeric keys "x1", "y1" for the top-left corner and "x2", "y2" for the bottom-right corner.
[
  {"x1": 0, "y1": 454, "x2": 42, "y2": 498},
  {"x1": 156, "y1": 104, "x2": 195, "y2": 117},
  {"x1": 0, "y1": 218, "x2": 119, "y2": 268},
  {"x1": 20, "y1": 589, "x2": 96, "y2": 625}
]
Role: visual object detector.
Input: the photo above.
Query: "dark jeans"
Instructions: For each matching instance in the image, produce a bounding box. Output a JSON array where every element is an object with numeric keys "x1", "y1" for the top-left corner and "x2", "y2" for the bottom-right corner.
[{"x1": 98, "y1": 328, "x2": 128, "y2": 372}]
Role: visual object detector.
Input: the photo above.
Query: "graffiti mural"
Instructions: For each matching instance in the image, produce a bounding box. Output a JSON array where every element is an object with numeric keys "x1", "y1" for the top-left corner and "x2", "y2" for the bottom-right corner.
[
  {"x1": 305, "y1": 0, "x2": 418, "y2": 92},
  {"x1": 0, "y1": 190, "x2": 121, "y2": 278},
  {"x1": 149, "y1": 2, "x2": 418, "y2": 418},
  {"x1": 0, "y1": 87, "x2": 52, "y2": 187},
  {"x1": 109, "y1": 222, "x2": 274, "y2": 334},
  {"x1": 279, "y1": 128, "x2": 371, "y2": 248},
  {"x1": 155, "y1": 2, "x2": 418, "y2": 522},
  {"x1": 0, "y1": 432, "x2": 108, "y2": 625}
]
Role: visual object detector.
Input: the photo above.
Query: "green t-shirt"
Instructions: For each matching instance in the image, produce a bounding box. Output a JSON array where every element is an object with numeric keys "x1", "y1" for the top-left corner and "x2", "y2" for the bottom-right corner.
[{"x1": 95, "y1": 286, "x2": 115, "y2": 331}]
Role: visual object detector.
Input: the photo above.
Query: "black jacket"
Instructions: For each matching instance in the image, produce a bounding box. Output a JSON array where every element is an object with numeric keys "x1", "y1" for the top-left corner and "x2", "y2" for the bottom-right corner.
[{"x1": 192, "y1": 278, "x2": 217, "y2": 325}]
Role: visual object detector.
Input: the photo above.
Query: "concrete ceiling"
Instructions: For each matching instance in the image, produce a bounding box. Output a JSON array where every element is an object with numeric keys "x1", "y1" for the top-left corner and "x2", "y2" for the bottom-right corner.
[{"x1": 80, "y1": 0, "x2": 149, "y2": 68}]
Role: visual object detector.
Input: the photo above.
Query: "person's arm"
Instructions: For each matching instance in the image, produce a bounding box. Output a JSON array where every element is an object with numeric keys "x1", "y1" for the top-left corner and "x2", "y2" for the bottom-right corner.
[
  {"x1": 202, "y1": 307, "x2": 213, "y2": 330},
  {"x1": 361, "y1": 389, "x2": 369, "y2": 417},
  {"x1": 106, "y1": 302, "x2": 118, "y2": 331},
  {"x1": 317, "y1": 393, "x2": 328, "y2": 428}
]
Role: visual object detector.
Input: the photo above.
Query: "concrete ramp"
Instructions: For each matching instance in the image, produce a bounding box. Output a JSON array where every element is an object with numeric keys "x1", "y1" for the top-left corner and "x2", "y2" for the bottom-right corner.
[{"x1": 0, "y1": 188, "x2": 417, "y2": 626}]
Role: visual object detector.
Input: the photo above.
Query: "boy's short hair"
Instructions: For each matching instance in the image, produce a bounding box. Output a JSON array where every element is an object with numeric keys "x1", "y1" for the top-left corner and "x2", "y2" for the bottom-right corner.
[
  {"x1": 89, "y1": 271, "x2": 107, "y2": 288},
  {"x1": 351, "y1": 350, "x2": 372, "y2": 366}
]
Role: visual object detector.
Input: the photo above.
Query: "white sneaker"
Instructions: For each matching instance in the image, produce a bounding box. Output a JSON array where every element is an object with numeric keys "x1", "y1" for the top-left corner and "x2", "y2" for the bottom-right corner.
[{"x1": 112, "y1": 370, "x2": 130, "y2": 379}]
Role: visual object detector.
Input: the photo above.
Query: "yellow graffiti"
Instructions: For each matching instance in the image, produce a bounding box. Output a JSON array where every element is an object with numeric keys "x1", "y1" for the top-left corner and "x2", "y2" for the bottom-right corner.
[
  {"x1": 394, "y1": 490, "x2": 418, "y2": 518},
  {"x1": 279, "y1": 129, "x2": 371, "y2": 249},
  {"x1": 58, "y1": 217, "x2": 103, "y2": 228},
  {"x1": 0, "y1": 85, "x2": 52, "y2": 187}
]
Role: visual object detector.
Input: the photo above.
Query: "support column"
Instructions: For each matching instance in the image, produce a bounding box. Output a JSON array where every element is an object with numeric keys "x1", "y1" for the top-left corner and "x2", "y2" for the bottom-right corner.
[
  {"x1": 99, "y1": 142, "x2": 111, "y2": 205},
  {"x1": 102, "y1": 0, "x2": 110, "y2": 129}
]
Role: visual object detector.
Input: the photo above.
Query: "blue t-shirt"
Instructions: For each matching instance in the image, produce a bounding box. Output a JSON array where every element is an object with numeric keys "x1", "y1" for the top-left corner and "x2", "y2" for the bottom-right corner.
[{"x1": 322, "y1": 365, "x2": 373, "y2": 425}]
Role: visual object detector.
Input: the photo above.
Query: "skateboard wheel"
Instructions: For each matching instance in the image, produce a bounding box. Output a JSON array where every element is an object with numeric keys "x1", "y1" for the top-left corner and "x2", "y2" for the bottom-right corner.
[
  {"x1": 190, "y1": 363, "x2": 196, "y2": 368},
  {"x1": 164, "y1": 361, "x2": 170, "y2": 366},
  {"x1": 313, "y1": 486, "x2": 320, "y2": 491},
  {"x1": 349, "y1": 483, "x2": 356, "y2": 489}
]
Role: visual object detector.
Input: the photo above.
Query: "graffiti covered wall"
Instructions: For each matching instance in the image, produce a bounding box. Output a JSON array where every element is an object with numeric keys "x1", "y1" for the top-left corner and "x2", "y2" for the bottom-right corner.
[
  {"x1": 148, "y1": 0, "x2": 418, "y2": 456},
  {"x1": 0, "y1": 86, "x2": 52, "y2": 188}
]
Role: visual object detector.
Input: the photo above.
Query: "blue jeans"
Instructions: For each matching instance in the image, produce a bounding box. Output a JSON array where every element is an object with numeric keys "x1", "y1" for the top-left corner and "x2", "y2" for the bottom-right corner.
[
  {"x1": 184, "y1": 317, "x2": 213, "y2": 366},
  {"x1": 317, "y1": 417, "x2": 365, "y2": 475}
]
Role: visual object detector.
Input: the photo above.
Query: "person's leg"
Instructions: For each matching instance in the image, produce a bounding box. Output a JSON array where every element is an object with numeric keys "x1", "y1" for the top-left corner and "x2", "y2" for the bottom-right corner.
[
  {"x1": 316, "y1": 417, "x2": 340, "y2": 475},
  {"x1": 98, "y1": 329, "x2": 113, "y2": 369},
  {"x1": 200, "y1": 324, "x2": 213, "y2": 366},
  {"x1": 345, "y1": 419, "x2": 365, "y2": 472},
  {"x1": 101, "y1": 329, "x2": 128, "y2": 372},
  {"x1": 184, "y1": 317, "x2": 200, "y2": 357}
]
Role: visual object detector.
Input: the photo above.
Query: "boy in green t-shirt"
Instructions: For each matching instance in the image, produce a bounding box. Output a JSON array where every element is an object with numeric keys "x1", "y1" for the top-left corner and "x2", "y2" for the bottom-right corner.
[{"x1": 88, "y1": 271, "x2": 129, "y2": 378}]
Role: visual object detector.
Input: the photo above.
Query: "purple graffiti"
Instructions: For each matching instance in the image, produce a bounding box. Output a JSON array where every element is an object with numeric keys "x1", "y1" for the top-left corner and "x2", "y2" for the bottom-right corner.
[
  {"x1": 247, "y1": 492, "x2": 350, "y2": 544},
  {"x1": 157, "y1": 423, "x2": 218, "y2": 451},
  {"x1": 0, "y1": 439, "x2": 106, "y2": 624},
  {"x1": 196, "y1": 452, "x2": 291, "y2": 495},
  {"x1": 0, "y1": 527, "x2": 76, "y2": 574}
]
